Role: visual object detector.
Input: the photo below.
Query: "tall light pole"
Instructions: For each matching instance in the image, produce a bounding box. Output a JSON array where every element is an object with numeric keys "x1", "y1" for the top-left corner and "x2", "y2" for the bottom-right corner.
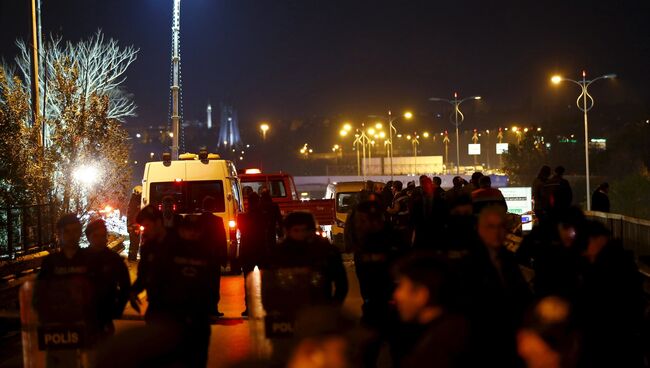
[
  {"x1": 353, "y1": 129, "x2": 371, "y2": 179},
  {"x1": 429, "y1": 93, "x2": 481, "y2": 175},
  {"x1": 369, "y1": 110, "x2": 412, "y2": 180},
  {"x1": 170, "y1": 0, "x2": 182, "y2": 159},
  {"x1": 551, "y1": 71, "x2": 616, "y2": 211}
]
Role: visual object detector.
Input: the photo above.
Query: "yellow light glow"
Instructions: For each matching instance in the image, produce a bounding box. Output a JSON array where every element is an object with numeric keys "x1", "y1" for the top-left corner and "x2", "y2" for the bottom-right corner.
[
  {"x1": 260, "y1": 123, "x2": 269, "y2": 132},
  {"x1": 423, "y1": 132, "x2": 430, "y2": 138},
  {"x1": 367, "y1": 128, "x2": 376, "y2": 135},
  {"x1": 524, "y1": 128, "x2": 529, "y2": 132},
  {"x1": 551, "y1": 75, "x2": 563, "y2": 84},
  {"x1": 512, "y1": 126, "x2": 518, "y2": 132},
  {"x1": 403, "y1": 111, "x2": 413, "y2": 119},
  {"x1": 340, "y1": 130, "x2": 348, "y2": 137},
  {"x1": 537, "y1": 127, "x2": 542, "y2": 132},
  {"x1": 375, "y1": 122, "x2": 383, "y2": 130},
  {"x1": 343, "y1": 123, "x2": 352, "y2": 131},
  {"x1": 379, "y1": 131, "x2": 386, "y2": 138},
  {"x1": 406, "y1": 135, "x2": 412, "y2": 140}
]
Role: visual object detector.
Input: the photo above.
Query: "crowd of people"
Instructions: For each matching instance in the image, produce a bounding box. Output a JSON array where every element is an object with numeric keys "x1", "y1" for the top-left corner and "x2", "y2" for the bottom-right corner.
[{"x1": 33, "y1": 168, "x2": 646, "y2": 368}]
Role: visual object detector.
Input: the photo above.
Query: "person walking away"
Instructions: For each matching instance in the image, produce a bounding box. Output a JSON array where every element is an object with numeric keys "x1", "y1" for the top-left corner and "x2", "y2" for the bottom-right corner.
[
  {"x1": 531, "y1": 166, "x2": 551, "y2": 220},
  {"x1": 542, "y1": 166, "x2": 573, "y2": 218},
  {"x1": 445, "y1": 176, "x2": 465, "y2": 209},
  {"x1": 576, "y1": 221, "x2": 644, "y2": 368},
  {"x1": 392, "y1": 253, "x2": 471, "y2": 368},
  {"x1": 259, "y1": 188, "x2": 283, "y2": 244},
  {"x1": 126, "y1": 186, "x2": 142, "y2": 261},
  {"x1": 351, "y1": 201, "x2": 403, "y2": 367},
  {"x1": 199, "y1": 196, "x2": 228, "y2": 318},
  {"x1": 591, "y1": 182, "x2": 610, "y2": 212},
  {"x1": 412, "y1": 177, "x2": 447, "y2": 250},
  {"x1": 463, "y1": 172, "x2": 484, "y2": 196},
  {"x1": 35, "y1": 214, "x2": 97, "y2": 366},
  {"x1": 471, "y1": 176, "x2": 507, "y2": 214},
  {"x1": 85, "y1": 219, "x2": 130, "y2": 341},
  {"x1": 238, "y1": 192, "x2": 273, "y2": 317},
  {"x1": 386, "y1": 181, "x2": 412, "y2": 247}
]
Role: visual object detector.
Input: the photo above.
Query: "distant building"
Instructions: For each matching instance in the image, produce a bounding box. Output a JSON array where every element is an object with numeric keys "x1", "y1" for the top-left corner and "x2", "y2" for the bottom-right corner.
[{"x1": 217, "y1": 103, "x2": 243, "y2": 149}]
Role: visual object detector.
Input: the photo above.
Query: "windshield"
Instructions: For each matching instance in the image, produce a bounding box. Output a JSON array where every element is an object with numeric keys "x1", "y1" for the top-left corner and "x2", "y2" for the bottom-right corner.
[
  {"x1": 241, "y1": 180, "x2": 287, "y2": 198},
  {"x1": 336, "y1": 192, "x2": 360, "y2": 214},
  {"x1": 150, "y1": 180, "x2": 225, "y2": 213}
]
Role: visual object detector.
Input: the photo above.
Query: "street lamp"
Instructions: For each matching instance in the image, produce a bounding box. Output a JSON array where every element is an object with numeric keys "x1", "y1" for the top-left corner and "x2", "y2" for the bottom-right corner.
[
  {"x1": 551, "y1": 71, "x2": 616, "y2": 210},
  {"x1": 429, "y1": 93, "x2": 482, "y2": 175},
  {"x1": 368, "y1": 110, "x2": 413, "y2": 179},
  {"x1": 260, "y1": 123, "x2": 270, "y2": 140}
]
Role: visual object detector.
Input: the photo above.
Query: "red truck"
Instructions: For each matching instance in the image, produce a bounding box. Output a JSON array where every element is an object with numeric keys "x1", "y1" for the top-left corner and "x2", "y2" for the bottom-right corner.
[{"x1": 238, "y1": 169, "x2": 335, "y2": 228}]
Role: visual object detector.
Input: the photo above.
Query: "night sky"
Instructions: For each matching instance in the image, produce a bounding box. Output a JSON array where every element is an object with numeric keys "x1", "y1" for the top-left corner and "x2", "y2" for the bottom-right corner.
[{"x1": 2, "y1": 0, "x2": 650, "y2": 151}]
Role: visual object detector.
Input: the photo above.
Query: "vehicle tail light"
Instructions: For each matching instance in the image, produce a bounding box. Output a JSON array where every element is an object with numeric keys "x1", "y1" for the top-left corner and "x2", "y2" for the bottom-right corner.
[
  {"x1": 172, "y1": 204, "x2": 177, "y2": 212},
  {"x1": 228, "y1": 220, "x2": 237, "y2": 229}
]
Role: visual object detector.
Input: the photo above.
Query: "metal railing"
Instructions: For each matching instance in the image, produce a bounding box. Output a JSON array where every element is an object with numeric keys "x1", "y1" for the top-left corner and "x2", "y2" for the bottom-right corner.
[
  {"x1": 585, "y1": 211, "x2": 650, "y2": 274},
  {"x1": 0, "y1": 203, "x2": 57, "y2": 260}
]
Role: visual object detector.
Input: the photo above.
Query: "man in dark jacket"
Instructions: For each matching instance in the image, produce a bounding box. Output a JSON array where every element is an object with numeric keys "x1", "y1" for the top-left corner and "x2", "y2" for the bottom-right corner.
[
  {"x1": 259, "y1": 188, "x2": 283, "y2": 241},
  {"x1": 392, "y1": 253, "x2": 471, "y2": 368},
  {"x1": 266, "y1": 212, "x2": 348, "y2": 305},
  {"x1": 200, "y1": 196, "x2": 228, "y2": 318},
  {"x1": 85, "y1": 219, "x2": 131, "y2": 340},
  {"x1": 35, "y1": 214, "x2": 97, "y2": 359},
  {"x1": 577, "y1": 221, "x2": 644, "y2": 368},
  {"x1": 262, "y1": 212, "x2": 348, "y2": 364},
  {"x1": 239, "y1": 193, "x2": 273, "y2": 316},
  {"x1": 126, "y1": 186, "x2": 142, "y2": 261},
  {"x1": 542, "y1": 166, "x2": 573, "y2": 216},
  {"x1": 465, "y1": 206, "x2": 532, "y2": 367},
  {"x1": 591, "y1": 182, "x2": 610, "y2": 212}
]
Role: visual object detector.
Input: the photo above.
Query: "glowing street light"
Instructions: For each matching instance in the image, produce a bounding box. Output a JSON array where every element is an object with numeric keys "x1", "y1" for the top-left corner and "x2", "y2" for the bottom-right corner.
[
  {"x1": 429, "y1": 92, "x2": 482, "y2": 174},
  {"x1": 403, "y1": 111, "x2": 413, "y2": 119},
  {"x1": 260, "y1": 123, "x2": 270, "y2": 140},
  {"x1": 550, "y1": 70, "x2": 616, "y2": 210},
  {"x1": 73, "y1": 164, "x2": 100, "y2": 187}
]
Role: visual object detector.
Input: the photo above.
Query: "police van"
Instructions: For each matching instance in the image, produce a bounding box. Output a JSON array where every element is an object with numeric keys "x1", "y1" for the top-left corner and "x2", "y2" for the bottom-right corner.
[{"x1": 140, "y1": 150, "x2": 244, "y2": 251}]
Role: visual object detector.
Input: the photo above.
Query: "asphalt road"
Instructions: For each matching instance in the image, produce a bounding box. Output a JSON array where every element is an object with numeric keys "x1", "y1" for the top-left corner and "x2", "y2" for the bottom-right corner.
[{"x1": 0, "y1": 259, "x2": 362, "y2": 368}]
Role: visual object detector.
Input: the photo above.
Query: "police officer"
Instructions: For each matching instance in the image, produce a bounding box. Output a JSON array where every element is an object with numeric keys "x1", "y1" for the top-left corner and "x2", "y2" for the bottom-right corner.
[
  {"x1": 199, "y1": 196, "x2": 228, "y2": 318},
  {"x1": 85, "y1": 219, "x2": 131, "y2": 340},
  {"x1": 131, "y1": 205, "x2": 217, "y2": 366},
  {"x1": 130, "y1": 205, "x2": 179, "y2": 317},
  {"x1": 35, "y1": 214, "x2": 97, "y2": 364},
  {"x1": 126, "y1": 186, "x2": 142, "y2": 261},
  {"x1": 262, "y1": 212, "x2": 348, "y2": 364}
]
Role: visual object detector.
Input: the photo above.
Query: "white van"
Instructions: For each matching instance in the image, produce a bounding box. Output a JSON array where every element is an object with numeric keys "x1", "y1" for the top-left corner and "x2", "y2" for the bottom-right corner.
[
  {"x1": 327, "y1": 181, "x2": 367, "y2": 249},
  {"x1": 141, "y1": 152, "x2": 244, "y2": 250}
]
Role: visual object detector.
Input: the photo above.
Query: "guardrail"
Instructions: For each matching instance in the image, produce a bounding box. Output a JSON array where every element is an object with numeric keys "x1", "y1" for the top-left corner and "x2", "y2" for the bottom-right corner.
[{"x1": 585, "y1": 211, "x2": 650, "y2": 260}]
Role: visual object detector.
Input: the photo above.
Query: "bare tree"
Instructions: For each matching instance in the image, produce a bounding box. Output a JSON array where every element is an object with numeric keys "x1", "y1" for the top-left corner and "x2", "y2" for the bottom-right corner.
[{"x1": 13, "y1": 30, "x2": 139, "y2": 122}]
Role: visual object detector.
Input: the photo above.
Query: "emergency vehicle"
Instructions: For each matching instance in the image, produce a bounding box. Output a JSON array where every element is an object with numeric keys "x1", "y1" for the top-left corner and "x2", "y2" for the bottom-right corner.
[{"x1": 140, "y1": 150, "x2": 244, "y2": 252}]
